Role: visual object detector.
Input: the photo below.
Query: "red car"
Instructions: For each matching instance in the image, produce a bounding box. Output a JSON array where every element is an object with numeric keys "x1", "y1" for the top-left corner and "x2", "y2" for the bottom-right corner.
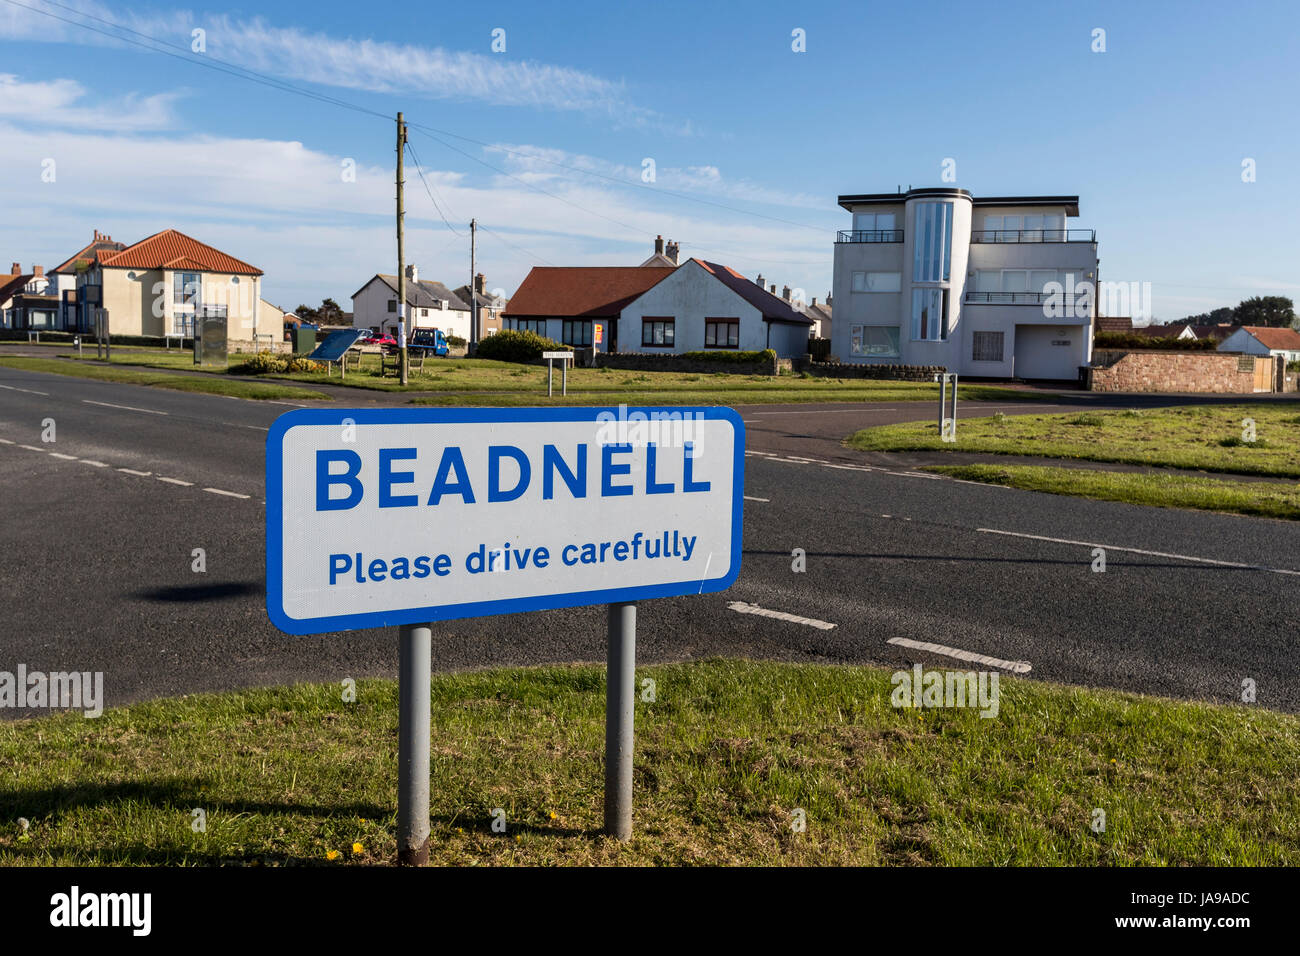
[{"x1": 361, "y1": 331, "x2": 398, "y2": 350}]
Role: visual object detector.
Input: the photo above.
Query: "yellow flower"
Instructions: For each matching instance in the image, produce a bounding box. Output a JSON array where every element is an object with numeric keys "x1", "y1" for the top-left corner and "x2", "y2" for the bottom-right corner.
[
  {"x1": 515, "y1": 834, "x2": 522, "y2": 842},
  {"x1": 352, "y1": 842, "x2": 364, "y2": 855},
  {"x1": 548, "y1": 811, "x2": 557, "y2": 820},
  {"x1": 326, "y1": 849, "x2": 341, "y2": 861}
]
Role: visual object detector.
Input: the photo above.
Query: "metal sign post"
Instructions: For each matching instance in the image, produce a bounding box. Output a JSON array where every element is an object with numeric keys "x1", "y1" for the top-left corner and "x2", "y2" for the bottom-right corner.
[
  {"x1": 543, "y1": 350, "x2": 574, "y2": 397},
  {"x1": 397, "y1": 623, "x2": 432, "y2": 865},
  {"x1": 935, "y1": 371, "x2": 958, "y2": 442},
  {"x1": 265, "y1": 407, "x2": 743, "y2": 862},
  {"x1": 604, "y1": 601, "x2": 636, "y2": 840}
]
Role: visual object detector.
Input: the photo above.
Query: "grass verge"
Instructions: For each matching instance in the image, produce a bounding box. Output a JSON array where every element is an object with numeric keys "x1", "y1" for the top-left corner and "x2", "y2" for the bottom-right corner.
[
  {"x1": 925, "y1": 464, "x2": 1300, "y2": 520},
  {"x1": 848, "y1": 405, "x2": 1300, "y2": 477},
  {"x1": 45, "y1": 349, "x2": 1036, "y2": 404},
  {"x1": 2, "y1": 660, "x2": 1296, "y2": 866},
  {"x1": 0, "y1": 356, "x2": 331, "y2": 401}
]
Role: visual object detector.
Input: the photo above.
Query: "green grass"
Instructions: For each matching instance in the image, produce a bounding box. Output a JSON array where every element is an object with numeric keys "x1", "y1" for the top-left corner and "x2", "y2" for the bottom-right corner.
[
  {"x1": 2, "y1": 660, "x2": 1296, "y2": 866},
  {"x1": 41, "y1": 348, "x2": 1033, "y2": 404},
  {"x1": 0, "y1": 356, "x2": 331, "y2": 401},
  {"x1": 926, "y1": 464, "x2": 1300, "y2": 520},
  {"x1": 848, "y1": 405, "x2": 1300, "y2": 477}
]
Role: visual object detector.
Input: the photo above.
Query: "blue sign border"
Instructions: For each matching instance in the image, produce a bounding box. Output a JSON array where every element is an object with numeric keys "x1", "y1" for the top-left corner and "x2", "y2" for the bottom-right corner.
[{"x1": 266, "y1": 406, "x2": 744, "y2": 635}]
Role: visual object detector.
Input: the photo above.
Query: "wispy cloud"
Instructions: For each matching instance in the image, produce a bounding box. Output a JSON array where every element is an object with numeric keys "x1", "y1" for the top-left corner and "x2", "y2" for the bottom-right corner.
[
  {"x1": 487, "y1": 143, "x2": 827, "y2": 210},
  {"x1": 0, "y1": 73, "x2": 179, "y2": 129},
  {"x1": 0, "y1": 1, "x2": 681, "y2": 131}
]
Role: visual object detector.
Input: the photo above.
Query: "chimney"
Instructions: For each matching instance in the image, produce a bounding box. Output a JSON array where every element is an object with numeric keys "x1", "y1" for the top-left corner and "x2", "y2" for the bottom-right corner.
[
  {"x1": 405, "y1": 264, "x2": 418, "y2": 284},
  {"x1": 755, "y1": 273, "x2": 764, "y2": 288},
  {"x1": 654, "y1": 235, "x2": 664, "y2": 255},
  {"x1": 826, "y1": 294, "x2": 833, "y2": 308},
  {"x1": 474, "y1": 272, "x2": 485, "y2": 295},
  {"x1": 782, "y1": 285, "x2": 791, "y2": 301},
  {"x1": 33, "y1": 265, "x2": 44, "y2": 276},
  {"x1": 769, "y1": 284, "x2": 776, "y2": 295},
  {"x1": 665, "y1": 240, "x2": 679, "y2": 264},
  {"x1": 10, "y1": 262, "x2": 19, "y2": 275},
  {"x1": 93, "y1": 230, "x2": 99, "y2": 241},
  {"x1": 811, "y1": 297, "x2": 818, "y2": 307}
]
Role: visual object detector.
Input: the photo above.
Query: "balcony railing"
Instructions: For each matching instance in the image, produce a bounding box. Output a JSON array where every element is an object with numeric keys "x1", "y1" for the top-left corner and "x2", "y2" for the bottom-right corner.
[
  {"x1": 970, "y1": 229, "x2": 1095, "y2": 243},
  {"x1": 836, "y1": 229, "x2": 904, "y2": 243},
  {"x1": 965, "y1": 291, "x2": 1088, "y2": 305}
]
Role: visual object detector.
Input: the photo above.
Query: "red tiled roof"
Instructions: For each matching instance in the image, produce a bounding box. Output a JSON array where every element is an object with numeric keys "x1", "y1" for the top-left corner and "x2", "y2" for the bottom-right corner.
[
  {"x1": 1241, "y1": 326, "x2": 1300, "y2": 350},
  {"x1": 1131, "y1": 323, "x2": 1190, "y2": 338},
  {"x1": 0, "y1": 273, "x2": 31, "y2": 304},
  {"x1": 100, "y1": 229, "x2": 262, "y2": 275},
  {"x1": 1095, "y1": 316, "x2": 1133, "y2": 333},
  {"x1": 694, "y1": 259, "x2": 813, "y2": 325},
  {"x1": 502, "y1": 266, "x2": 675, "y2": 318},
  {"x1": 52, "y1": 235, "x2": 127, "y2": 274}
]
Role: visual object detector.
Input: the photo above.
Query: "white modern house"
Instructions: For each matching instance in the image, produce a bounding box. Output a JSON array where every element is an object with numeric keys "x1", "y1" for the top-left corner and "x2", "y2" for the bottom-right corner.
[
  {"x1": 351, "y1": 266, "x2": 471, "y2": 340},
  {"x1": 1217, "y1": 326, "x2": 1300, "y2": 363},
  {"x1": 830, "y1": 187, "x2": 1099, "y2": 380},
  {"x1": 502, "y1": 258, "x2": 814, "y2": 356}
]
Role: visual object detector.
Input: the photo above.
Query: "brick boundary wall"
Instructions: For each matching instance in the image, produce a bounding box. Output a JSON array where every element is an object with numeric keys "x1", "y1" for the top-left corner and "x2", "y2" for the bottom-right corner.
[
  {"x1": 1087, "y1": 349, "x2": 1273, "y2": 393},
  {"x1": 799, "y1": 360, "x2": 946, "y2": 382},
  {"x1": 594, "y1": 351, "x2": 779, "y2": 375}
]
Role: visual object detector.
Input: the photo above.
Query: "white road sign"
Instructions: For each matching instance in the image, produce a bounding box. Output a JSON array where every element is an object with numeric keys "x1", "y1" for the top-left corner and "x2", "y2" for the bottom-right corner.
[{"x1": 266, "y1": 407, "x2": 744, "y2": 634}]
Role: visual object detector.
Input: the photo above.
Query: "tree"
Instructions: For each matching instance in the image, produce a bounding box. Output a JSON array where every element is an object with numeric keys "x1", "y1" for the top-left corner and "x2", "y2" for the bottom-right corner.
[
  {"x1": 292, "y1": 298, "x2": 346, "y2": 325},
  {"x1": 1181, "y1": 306, "x2": 1235, "y2": 325},
  {"x1": 1233, "y1": 295, "x2": 1295, "y2": 328}
]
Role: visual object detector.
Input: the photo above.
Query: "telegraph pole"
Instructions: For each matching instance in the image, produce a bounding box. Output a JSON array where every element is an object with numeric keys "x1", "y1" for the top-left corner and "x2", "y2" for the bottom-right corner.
[
  {"x1": 469, "y1": 218, "x2": 478, "y2": 351},
  {"x1": 397, "y1": 112, "x2": 409, "y2": 385}
]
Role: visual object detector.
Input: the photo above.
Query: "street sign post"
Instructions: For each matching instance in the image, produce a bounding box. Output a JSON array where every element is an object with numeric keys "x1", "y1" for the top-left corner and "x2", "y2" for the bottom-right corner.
[
  {"x1": 934, "y1": 371, "x2": 958, "y2": 442},
  {"x1": 542, "y1": 351, "x2": 573, "y2": 397},
  {"x1": 266, "y1": 406, "x2": 743, "y2": 861}
]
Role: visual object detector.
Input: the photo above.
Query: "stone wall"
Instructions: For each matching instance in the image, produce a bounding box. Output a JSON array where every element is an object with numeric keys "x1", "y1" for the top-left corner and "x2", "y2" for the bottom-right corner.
[
  {"x1": 800, "y1": 360, "x2": 946, "y2": 382},
  {"x1": 1088, "y1": 349, "x2": 1272, "y2": 393}
]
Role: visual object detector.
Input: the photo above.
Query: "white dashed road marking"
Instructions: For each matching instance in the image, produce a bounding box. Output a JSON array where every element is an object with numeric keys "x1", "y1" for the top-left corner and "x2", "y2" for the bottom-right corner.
[
  {"x1": 977, "y1": 528, "x2": 1300, "y2": 577},
  {"x1": 49, "y1": 452, "x2": 78, "y2": 460},
  {"x1": 727, "y1": 601, "x2": 836, "y2": 630},
  {"x1": 156, "y1": 476, "x2": 193, "y2": 486},
  {"x1": 0, "y1": 384, "x2": 48, "y2": 395},
  {"x1": 203, "y1": 487, "x2": 251, "y2": 499},
  {"x1": 743, "y1": 495, "x2": 769, "y2": 502},
  {"x1": 887, "y1": 637, "x2": 1032, "y2": 674},
  {"x1": 82, "y1": 400, "x2": 168, "y2": 415},
  {"x1": 18, "y1": 444, "x2": 43, "y2": 451},
  {"x1": 79, "y1": 460, "x2": 109, "y2": 468},
  {"x1": 118, "y1": 468, "x2": 152, "y2": 477}
]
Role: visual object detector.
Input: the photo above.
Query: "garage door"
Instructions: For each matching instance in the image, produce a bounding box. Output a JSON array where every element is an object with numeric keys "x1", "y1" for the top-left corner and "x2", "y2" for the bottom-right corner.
[{"x1": 1014, "y1": 325, "x2": 1080, "y2": 380}]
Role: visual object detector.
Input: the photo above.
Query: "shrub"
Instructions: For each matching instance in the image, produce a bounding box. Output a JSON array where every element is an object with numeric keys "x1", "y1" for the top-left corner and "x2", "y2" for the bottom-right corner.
[
  {"x1": 446, "y1": 335, "x2": 466, "y2": 348},
  {"x1": 474, "y1": 329, "x2": 562, "y2": 363},
  {"x1": 284, "y1": 356, "x2": 321, "y2": 373},
  {"x1": 230, "y1": 351, "x2": 286, "y2": 374},
  {"x1": 1093, "y1": 332, "x2": 1218, "y2": 350},
  {"x1": 808, "y1": 336, "x2": 831, "y2": 361},
  {"x1": 680, "y1": 349, "x2": 775, "y2": 364},
  {"x1": 1068, "y1": 413, "x2": 1106, "y2": 427},
  {"x1": 1288, "y1": 360, "x2": 1300, "y2": 372}
]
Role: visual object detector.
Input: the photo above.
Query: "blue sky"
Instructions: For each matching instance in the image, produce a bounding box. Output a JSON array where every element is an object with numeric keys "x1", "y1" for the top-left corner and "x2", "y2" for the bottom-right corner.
[{"x1": 1, "y1": 0, "x2": 1296, "y2": 319}]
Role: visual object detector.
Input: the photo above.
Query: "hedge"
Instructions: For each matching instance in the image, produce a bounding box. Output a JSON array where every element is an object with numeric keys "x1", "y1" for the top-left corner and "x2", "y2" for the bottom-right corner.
[
  {"x1": 1093, "y1": 332, "x2": 1218, "y2": 350},
  {"x1": 679, "y1": 349, "x2": 776, "y2": 363}
]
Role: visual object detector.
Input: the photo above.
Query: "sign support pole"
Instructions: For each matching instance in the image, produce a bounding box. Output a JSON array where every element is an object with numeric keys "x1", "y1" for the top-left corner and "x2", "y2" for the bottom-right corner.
[
  {"x1": 603, "y1": 601, "x2": 636, "y2": 841},
  {"x1": 397, "y1": 623, "x2": 431, "y2": 865}
]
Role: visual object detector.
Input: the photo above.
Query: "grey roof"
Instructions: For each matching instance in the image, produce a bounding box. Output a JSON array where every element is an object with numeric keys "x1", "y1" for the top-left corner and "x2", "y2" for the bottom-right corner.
[
  {"x1": 453, "y1": 284, "x2": 508, "y2": 310},
  {"x1": 362, "y1": 274, "x2": 471, "y2": 312}
]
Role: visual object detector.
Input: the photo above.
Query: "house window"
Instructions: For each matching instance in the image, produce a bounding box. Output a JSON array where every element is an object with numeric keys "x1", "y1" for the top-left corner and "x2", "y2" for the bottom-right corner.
[
  {"x1": 173, "y1": 272, "x2": 201, "y2": 307},
  {"x1": 852, "y1": 212, "x2": 896, "y2": 233},
  {"x1": 913, "y1": 202, "x2": 953, "y2": 282},
  {"x1": 387, "y1": 300, "x2": 397, "y2": 313},
  {"x1": 514, "y1": 319, "x2": 546, "y2": 335},
  {"x1": 911, "y1": 288, "x2": 947, "y2": 341},
  {"x1": 562, "y1": 320, "x2": 593, "y2": 346},
  {"x1": 983, "y1": 213, "x2": 1065, "y2": 240},
  {"x1": 704, "y1": 319, "x2": 739, "y2": 348},
  {"x1": 972, "y1": 331, "x2": 1004, "y2": 362},
  {"x1": 642, "y1": 317, "x2": 674, "y2": 347},
  {"x1": 851, "y1": 271, "x2": 902, "y2": 293},
  {"x1": 850, "y1": 325, "x2": 901, "y2": 357}
]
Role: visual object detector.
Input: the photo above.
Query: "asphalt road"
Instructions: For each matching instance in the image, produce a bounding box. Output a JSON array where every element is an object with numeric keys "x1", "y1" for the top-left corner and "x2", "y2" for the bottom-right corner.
[{"x1": 2, "y1": 364, "x2": 1297, "y2": 717}]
